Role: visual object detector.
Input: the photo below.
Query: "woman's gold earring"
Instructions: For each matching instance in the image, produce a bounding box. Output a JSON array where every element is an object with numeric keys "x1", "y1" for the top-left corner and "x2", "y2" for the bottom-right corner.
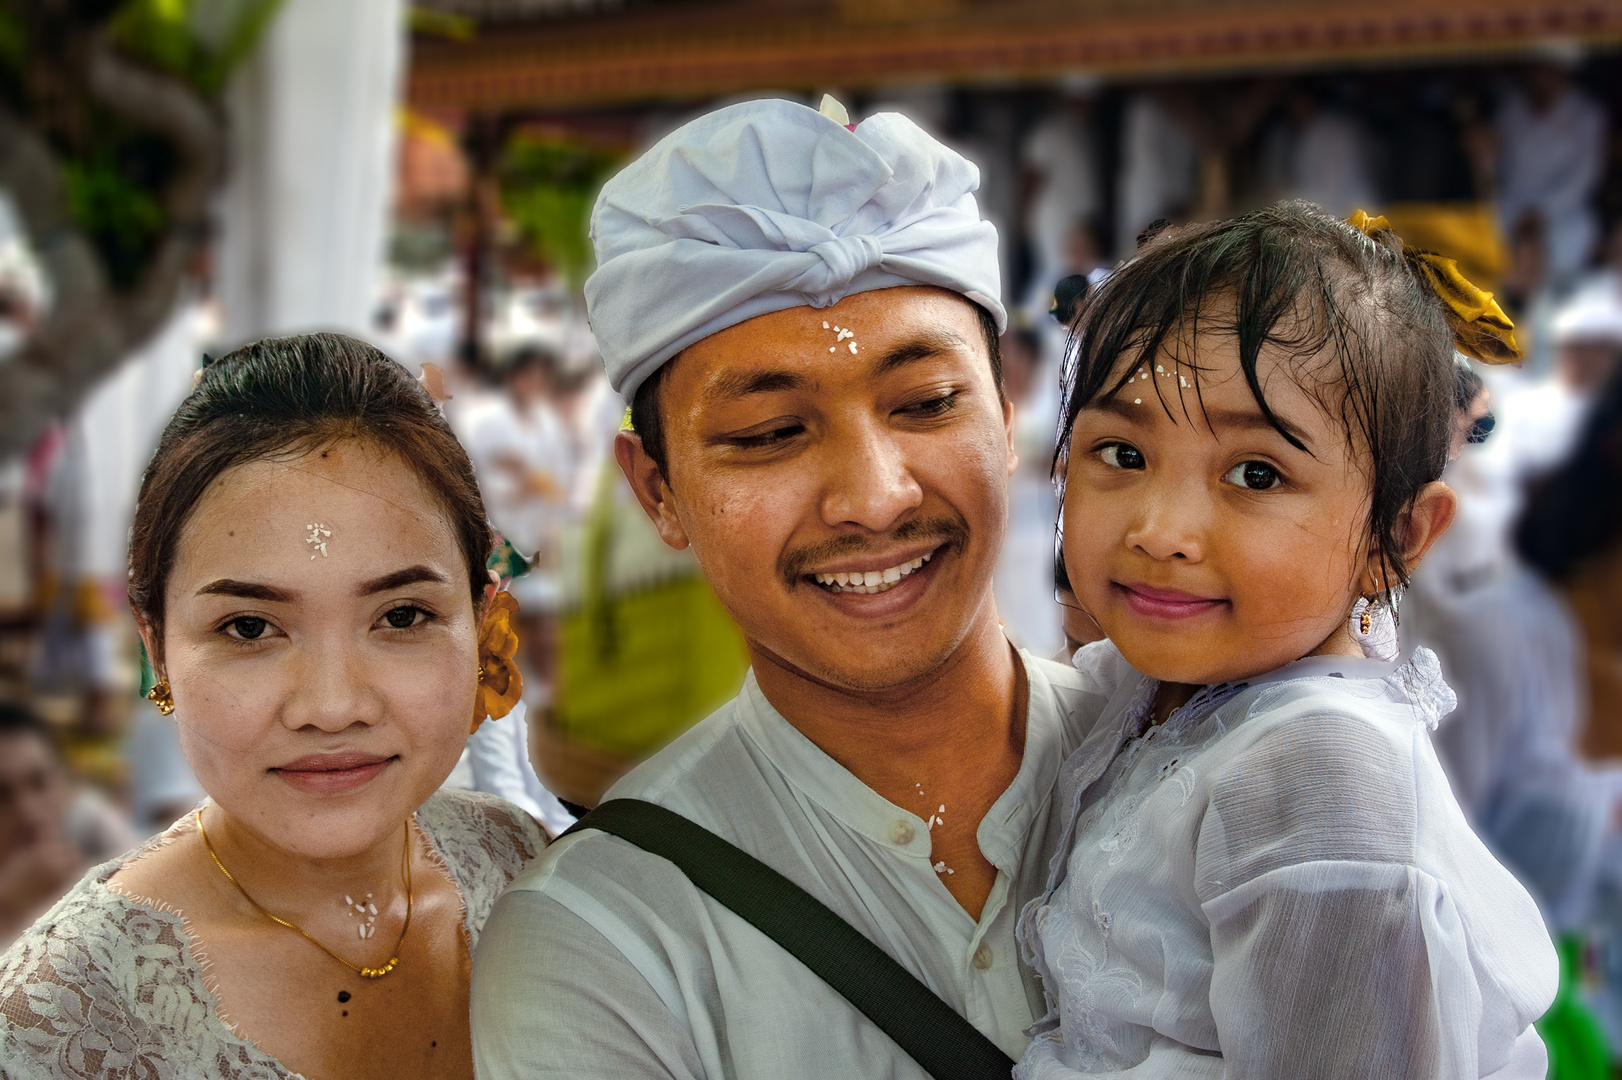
[
  {"x1": 477, "y1": 665, "x2": 486, "y2": 682},
  {"x1": 147, "y1": 678, "x2": 175, "y2": 716}
]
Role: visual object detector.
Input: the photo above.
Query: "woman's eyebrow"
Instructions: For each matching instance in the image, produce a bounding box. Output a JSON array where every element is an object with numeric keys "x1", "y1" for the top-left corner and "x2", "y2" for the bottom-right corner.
[
  {"x1": 196, "y1": 579, "x2": 295, "y2": 603},
  {"x1": 356, "y1": 565, "x2": 449, "y2": 596}
]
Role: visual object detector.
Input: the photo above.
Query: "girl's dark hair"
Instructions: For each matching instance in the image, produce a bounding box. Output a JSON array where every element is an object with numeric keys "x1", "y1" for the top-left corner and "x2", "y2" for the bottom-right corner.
[
  {"x1": 129, "y1": 333, "x2": 493, "y2": 657},
  {"x1": 1516, "y1": 363, "x2": 1622, "y2": 581},
  {"x1": 1058, "y1": 200, "x2": 1457, "y2": 589}
]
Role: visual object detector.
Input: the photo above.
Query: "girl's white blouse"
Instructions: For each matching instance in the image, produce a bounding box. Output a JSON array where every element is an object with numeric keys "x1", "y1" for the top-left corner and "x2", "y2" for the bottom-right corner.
[
  {"x1": 1016, "y1": 642, "x2": 1557, "y2": 1080},
  {"x1": 0, "y1": 789, "x2": 546, "y2": 1080}
]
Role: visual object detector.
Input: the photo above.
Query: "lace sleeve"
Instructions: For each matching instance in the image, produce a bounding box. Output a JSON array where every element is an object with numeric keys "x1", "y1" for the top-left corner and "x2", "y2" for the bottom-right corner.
[
  {"x1": 0, "y1": 872, "x2": 286, "y2": 1080},
  {"x1": 415, "y1": 790, "x2": 547, "y2": 953}
]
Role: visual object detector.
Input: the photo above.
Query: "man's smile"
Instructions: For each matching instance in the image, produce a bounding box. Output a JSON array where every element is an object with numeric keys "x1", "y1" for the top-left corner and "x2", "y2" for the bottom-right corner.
[{"x1": 811, "y1": 550, "x2": 933, "y2": 594}]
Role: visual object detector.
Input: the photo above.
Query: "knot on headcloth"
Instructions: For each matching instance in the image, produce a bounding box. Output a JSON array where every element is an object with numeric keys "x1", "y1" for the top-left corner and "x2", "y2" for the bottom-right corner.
[
  {"x1": 585, "y1": 99, "x2": 1005, "y2": 398},
  {"x1": 1346, "y1": 210, "x2": 1523, "y2": 365},
  {"x1": 797, "y1": 235, "x2": 885, "y2": 303}
]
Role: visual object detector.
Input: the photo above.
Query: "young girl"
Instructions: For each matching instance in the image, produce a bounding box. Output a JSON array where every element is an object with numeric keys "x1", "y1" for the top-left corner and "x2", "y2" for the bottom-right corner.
[{"x1": 1017, "y1": 204, "x2": 1557, "y2": 1080}]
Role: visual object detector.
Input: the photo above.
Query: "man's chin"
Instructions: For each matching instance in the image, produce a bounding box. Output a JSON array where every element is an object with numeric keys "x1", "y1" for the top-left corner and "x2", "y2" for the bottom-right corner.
[{"x1": 750, "y1": 627, "x2": 971, "y2": 697}]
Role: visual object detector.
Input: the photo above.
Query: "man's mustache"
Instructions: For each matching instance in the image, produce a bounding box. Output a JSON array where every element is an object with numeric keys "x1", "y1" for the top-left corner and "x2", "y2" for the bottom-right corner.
[{"x1": 779, "y1": 517, "x2": 970, "y2": 588}]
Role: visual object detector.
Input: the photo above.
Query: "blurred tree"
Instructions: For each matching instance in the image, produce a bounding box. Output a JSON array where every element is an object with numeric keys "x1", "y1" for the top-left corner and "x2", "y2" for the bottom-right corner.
[
  {"x1": 498, "y1": 133, "x2": 621, "y2": 286},
  {"x1": 0, "y1": 0, "x2": 281, "y2": 460}
]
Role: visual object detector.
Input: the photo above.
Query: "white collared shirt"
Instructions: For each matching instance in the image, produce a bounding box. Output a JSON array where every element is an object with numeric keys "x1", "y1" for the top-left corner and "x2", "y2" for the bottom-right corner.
[
  {"x1": 471, "y1": 651, "x2": 1108, "y2": 1079},
  {"x1": 1016, "y1": 642, "x2": 1556, "y2": 1080}
]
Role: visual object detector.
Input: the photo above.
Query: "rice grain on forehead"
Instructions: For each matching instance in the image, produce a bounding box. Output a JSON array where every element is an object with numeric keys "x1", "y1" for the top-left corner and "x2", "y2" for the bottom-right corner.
[{"x1": 1057, "y1": 201, "x2": 1456, "y2": 589}]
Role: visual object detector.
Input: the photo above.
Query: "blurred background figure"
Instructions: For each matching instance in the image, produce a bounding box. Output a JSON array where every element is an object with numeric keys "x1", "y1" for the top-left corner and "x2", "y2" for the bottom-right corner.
[
  {"x1": 0, "y1": 702, "x2": 133, "y2": 948},
  {"x1": 1496, "y1": 55, "x2": 1609, "y2": 296}
]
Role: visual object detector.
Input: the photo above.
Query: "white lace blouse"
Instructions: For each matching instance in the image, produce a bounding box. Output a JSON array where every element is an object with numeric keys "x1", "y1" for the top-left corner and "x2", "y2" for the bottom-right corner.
[
  {"x1": 0, "y1": 789, "x2": 546, "y2": 1080},
  {"x1": 1016, "y1": 642, "x2": 1557, "y2": 1080}
]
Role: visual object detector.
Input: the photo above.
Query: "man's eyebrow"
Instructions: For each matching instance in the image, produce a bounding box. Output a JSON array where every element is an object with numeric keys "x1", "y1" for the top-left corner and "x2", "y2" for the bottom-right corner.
[
  {"x1": 356, "y1": 565, "x2": 449, "y2": 596},
  {"x1": 703, "y1": 369, "x2": 808, "y2": 402},
  {"x1": 871, "y1": 329, "x2": 971, "y2": 376},
  {"x1": 1089, "y1": 395, "x2": 1315, "y2": 451},
  {"x1": 196, "y1": 579, "x2": 296, "y2": 603}
]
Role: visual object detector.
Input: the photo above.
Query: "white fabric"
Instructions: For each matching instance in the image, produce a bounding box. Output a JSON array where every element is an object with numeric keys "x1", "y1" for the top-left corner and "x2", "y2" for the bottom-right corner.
[
  {"x1": 1289, "y1": 110, "x2": 1377, "y2": 218},
  {"x1": 460, "y1": 393, "x2": 572, "y2": 559},
  {"x1": 585, "y1": 98, "x2": 1006, "y2": 399},
  {"x1": 0, "y1": 790, "x2": 545, "y2": 1080},
  {"x1": 1116, "y1": 95, "x2": 1196, "y2": 260},
  {"x1": 1015, "y1": 642, "x2": 1556, "y2": 1080},
  {"x1": 216, "y1": 0, "x2": 403, "y2": 345},
  {"x1": 1410, "y1": 562, "x2": 1622, "y2": 930},
  {"x1": 461, "y1": 702, "x2": 577, "y2": 838},
  {"x1": 1496, "y1": 86, "x2": 1608, "y2": 283},
  {"x1": 471, "y1": 652, "x2": 1107, "y2": 1078},
  {"x1": 1552, "y1": 288, "x2": 1622, "y2": 345},
  {"x1": 1022, "y1": 113, "x2": 1100, "y2": 280}
]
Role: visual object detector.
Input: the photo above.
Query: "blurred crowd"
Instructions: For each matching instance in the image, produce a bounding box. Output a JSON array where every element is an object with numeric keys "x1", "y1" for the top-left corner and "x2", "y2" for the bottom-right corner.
[{"x1": 2, "y1": 43, "x2": 1622, "y2": 1057}]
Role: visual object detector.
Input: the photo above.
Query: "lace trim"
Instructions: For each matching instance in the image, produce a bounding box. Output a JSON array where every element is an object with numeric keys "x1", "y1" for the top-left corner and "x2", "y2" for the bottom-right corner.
[{"x1": 0, "y1": 790, "x2": 544, "y2": 1080}]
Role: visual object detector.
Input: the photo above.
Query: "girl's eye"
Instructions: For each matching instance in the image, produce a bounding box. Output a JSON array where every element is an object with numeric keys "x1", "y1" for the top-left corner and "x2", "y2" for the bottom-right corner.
[
  {"x1": 226, "y1": 617, "x2": 268, "y2": 640},
  {"x1": 383, "y1": 606, "x2": 426, "y2": 629},
  {"x1": 1099, "y1": 443, "x2": 1145, "y2": 470},
  {"x1": 1226, "y1": 461, "x2": 1282, "y2": 490}
]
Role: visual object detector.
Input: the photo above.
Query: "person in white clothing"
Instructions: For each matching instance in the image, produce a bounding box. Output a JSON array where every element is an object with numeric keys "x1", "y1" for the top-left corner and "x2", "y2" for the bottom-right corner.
[
  {"x1": 1496, "y1": 63, "x2": 1608, "y2": 289},
  {"x1": 471, "y1": 96, "x2": 1106, "y2": 1079},
  {"x1": 1017, "y1": 203, "x2": 1555, "y2": 1080}
]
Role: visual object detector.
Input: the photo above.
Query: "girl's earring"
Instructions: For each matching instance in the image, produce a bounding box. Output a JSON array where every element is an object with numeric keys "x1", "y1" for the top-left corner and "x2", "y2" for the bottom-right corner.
[
  {"x1": 1359, "y1": 607, "x2": 1372, "y2": 636},
  {"x1": 147, "y1": 678, "x2": 175, "y2": 716}
]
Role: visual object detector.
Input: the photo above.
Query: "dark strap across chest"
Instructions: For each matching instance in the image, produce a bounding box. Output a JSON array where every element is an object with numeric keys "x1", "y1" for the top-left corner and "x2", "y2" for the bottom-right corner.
[{"x1": 562, "y1": 798, "x2": 1017, "y2": 1080}]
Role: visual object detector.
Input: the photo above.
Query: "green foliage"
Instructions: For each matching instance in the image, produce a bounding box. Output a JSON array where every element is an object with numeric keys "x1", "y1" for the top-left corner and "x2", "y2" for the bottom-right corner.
[
  {"x1": 499, "y1": 135, "x2": 623, "y2": 286},
  {"x1": 62, "y1": 152, "x2": 166, "y2": 289},
  {"x1": 41, "y1": 0, "x2": 283, "y2": 289},
  {"x1": 408, "y1": 6, "x2": 475, "y2": 41},
  {"x1": 0, "y1": 7, "x2": 23, "y2": 74},
  {"x1": 111, "y1": 0, "x2": 284, "y2": 96}
]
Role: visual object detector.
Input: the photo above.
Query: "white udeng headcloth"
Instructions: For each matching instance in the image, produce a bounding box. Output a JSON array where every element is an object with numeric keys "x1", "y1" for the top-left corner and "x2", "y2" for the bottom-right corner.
[{"x1": 585, "y1": 98, "x2": 1005, "y2": 399}]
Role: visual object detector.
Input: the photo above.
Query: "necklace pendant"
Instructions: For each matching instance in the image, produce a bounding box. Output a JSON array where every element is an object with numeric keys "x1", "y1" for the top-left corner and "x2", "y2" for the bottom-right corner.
[{"x1": 360, "y1": 957, "x2": 399, "y2": 979}]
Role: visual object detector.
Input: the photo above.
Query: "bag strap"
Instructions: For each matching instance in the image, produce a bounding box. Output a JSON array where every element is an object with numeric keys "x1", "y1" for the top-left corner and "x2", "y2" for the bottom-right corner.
[{"x1": 562, "y1": 798, "x2": 1017, "y2": 1080}]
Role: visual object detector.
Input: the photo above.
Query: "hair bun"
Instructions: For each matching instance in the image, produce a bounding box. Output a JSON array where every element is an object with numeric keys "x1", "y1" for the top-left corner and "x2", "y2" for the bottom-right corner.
[{"x1": 1346, "y1": 210, "x2": 1523, "y2": 365}]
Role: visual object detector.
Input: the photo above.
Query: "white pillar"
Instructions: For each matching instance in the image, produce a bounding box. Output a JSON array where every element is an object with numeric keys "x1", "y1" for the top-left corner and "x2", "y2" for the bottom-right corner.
[{"x1": 217, "y1": 0, "x2": 405, "y2": 345}]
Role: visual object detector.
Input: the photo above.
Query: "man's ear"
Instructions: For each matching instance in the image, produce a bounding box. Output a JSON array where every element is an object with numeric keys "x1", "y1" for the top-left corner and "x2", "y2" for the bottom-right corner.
[
  {"x1": 1003, "y1": 394, "x2": 1019, "y2": 477},
  {"x1": 614, "y1": 430, "x2": 691, "y2": 551},
  {"x1": 1357, "y1": 480, "x2": 1458, "y2": 594}
]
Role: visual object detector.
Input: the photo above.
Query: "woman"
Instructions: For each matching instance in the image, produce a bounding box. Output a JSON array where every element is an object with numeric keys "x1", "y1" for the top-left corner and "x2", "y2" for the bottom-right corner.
[{"x1": 0, "y1": 333, "x2": 545, "y2": 1080}]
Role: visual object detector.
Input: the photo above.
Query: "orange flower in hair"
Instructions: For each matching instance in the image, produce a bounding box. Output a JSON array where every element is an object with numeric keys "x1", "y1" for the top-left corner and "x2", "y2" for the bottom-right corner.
[
  {"x1": 473, "y1": 590, "x2": 522, "y2": 732},
  {"x1": 1346, "y1": 210, "x2": 1522, "y2": 364}
]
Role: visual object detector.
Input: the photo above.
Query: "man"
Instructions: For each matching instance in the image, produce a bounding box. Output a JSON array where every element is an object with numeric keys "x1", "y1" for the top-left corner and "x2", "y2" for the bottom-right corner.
[{"x1": 472, "y1": 98, "x2": 1106, "y2": 1079}]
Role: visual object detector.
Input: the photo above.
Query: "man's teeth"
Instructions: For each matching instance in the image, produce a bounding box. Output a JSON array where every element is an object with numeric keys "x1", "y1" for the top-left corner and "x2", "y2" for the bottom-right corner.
[{"x1": 812, "y1": 553, "x2": 932, "y2": 594}]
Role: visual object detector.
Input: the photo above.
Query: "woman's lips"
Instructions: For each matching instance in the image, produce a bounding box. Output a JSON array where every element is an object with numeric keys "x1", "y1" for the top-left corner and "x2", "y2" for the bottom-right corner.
[
  {"x1": 1114, "y1": 581, "x2": 1228, "y2": 620},
  {"x1": 270, "y1": 752, "x2": 395, "y2": 795}
]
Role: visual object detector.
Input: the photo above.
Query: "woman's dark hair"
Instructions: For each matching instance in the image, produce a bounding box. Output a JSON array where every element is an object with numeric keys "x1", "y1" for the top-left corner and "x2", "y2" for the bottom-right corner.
[
  {"x1": 129, "y1": 333, "x2": 493, "y2": 657},
  {"x1": 1516, "y1": 363, "x2": 1622, "y2": 581},
  {"x1": 1057, "y1": 200, "x2": 1457, "y2": 589}
]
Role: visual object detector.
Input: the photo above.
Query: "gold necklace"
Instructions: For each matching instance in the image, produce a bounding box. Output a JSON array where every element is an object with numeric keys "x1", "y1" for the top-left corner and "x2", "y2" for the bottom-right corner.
[{"x1": 196, "y1": 807, "x2": 413, "y2": 979}]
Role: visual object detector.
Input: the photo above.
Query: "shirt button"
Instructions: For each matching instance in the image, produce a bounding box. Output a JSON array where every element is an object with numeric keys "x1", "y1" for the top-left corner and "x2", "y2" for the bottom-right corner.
[
  {"x1": 973, "y1": 943, "x2": 994, "y2": 970},
  {"x1": 889, "y1": 819, "x2": 916, "y2": 845}
]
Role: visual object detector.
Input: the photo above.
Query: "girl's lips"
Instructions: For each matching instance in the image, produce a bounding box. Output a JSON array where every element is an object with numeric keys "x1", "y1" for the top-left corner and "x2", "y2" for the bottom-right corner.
[
  {"x1": 1115, "y1": 581, "x2": 1227, "y2": 620},
  {"x1": 270, "y1": 753, "x2": 395, "y2": 795}
]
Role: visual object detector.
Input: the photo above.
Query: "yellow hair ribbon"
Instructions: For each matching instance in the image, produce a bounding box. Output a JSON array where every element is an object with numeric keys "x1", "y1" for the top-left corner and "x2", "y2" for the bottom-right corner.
[{"x1": 1346, "y1": 209, "x2": 1522, "y2": 365}]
